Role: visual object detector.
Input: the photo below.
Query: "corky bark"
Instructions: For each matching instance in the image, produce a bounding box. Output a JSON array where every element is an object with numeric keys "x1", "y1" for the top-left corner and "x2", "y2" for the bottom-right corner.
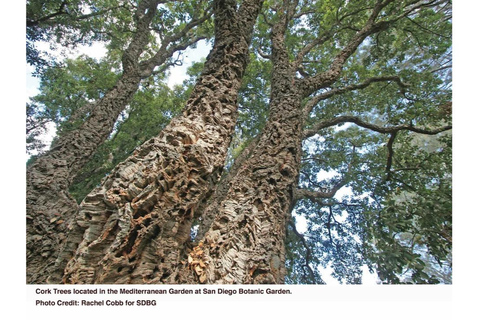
[
  {"x1": 26, "y1": 0, "x2": 209, "y2": 284},
  {"x1": 30, "y1": 0, "x2": 449, "y2": 285},
  {"x1": 27, "y1": 69, "x2": 143, "y2": 284},
  {"x1": 176, "y1": 5, "x2": 304, "y2": 284},
  {"x1": 176, "y1": 0, "x2": 421, "y2": 284},
  {"x1": 49, "y1": 0, "x2": 264, "y2": 284},
  {"x1": 194, "y1": 135, "x2": 260, "y2": 242}
]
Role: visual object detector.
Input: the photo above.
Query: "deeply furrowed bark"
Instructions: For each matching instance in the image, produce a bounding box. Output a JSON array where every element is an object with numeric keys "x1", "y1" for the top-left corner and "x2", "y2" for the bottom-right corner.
[
  {"x1": 27, "y1": 73, "x2": 142, "y2": 283},
  {"x1": 49, "y1": 0, "x2": 264, "y2": 284},
  {"x1": 179, "y1": 114, "x2": 303, "y2": 284},
  {"x1": 175, "y1": 10, "x2": 304, "y2": 284},
  {"x1": 194, "y1": 135, "x2": 260, "y2": 242},
  {"x1": 26, "y1": 0, "x2": 208, "y2": 283},
  {"x1": 26, "y1": 0, "x2": 159, "y2": 283}
]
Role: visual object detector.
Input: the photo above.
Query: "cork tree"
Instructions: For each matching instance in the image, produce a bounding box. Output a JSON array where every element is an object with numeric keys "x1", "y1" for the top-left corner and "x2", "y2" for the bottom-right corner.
[{"x1": 27, "y1": 0, "x2": 452, "y2": 284}]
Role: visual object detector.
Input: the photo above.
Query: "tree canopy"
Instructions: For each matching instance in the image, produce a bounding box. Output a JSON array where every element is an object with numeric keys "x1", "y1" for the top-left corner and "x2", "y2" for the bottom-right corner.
[{"x1": 26, "y1": 0, "x2": 451, "y2": 285}]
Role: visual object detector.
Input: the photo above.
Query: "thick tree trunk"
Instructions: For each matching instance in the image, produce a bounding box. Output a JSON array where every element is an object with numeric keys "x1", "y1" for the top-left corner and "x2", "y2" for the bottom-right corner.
[
  {"x1": 179, "y1": 110, "x2": 303, "y2": 283},
  {"x1": 27, "y1": 73, "x2": 142, "y2": 283},
  {"x1": 175, "y1": 12, "x2": 304, "y2": 284},
  {"x1": 47, "y1": 0, "x2": 264, "y2": 284},
  {"x1": 26, "y1": 0, "x2": 160, "y2": 283}
]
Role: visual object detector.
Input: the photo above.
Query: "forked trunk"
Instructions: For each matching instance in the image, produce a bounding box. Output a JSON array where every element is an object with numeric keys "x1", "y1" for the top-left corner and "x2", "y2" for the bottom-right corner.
[
  {"x1": 176, "y1": 15, "x2": 304, "y2": 284},
  {"x1": 49, "y1": 0, "x2": 264, "y2": 284}
]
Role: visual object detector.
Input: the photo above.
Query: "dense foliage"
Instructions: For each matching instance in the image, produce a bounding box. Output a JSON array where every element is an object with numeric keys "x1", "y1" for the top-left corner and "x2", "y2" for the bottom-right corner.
[
  {"x1": 27, "y1": 0, "x2": 451, "y2": 284},
  {"x1": 69, "y1": 79, "x2": 186, "y2": 201},
  {"x1": 27, "y1": 0, "x2": 132, "y2": 74}
]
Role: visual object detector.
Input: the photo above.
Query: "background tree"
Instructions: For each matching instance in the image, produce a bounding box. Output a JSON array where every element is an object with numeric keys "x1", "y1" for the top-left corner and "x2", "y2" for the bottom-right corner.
[
  {"x1": 26, "y1": 55, "x2": 121, "y2": 157},
  {"x1": 68, "y1": 80, "x2": 187, "y2": 202},
  {"x1": 27, "y1": 0, "x2": 451, "y2": 284}
]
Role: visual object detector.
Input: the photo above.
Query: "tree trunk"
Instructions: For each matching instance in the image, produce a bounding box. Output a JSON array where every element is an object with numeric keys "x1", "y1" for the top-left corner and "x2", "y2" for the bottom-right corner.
[
  {"x1": 178, "y1": 105, "x2": 303, "y2": 283},
  {"x1": 27, "y1": 72, "x2": 142, "y2": 283},
  {"x1": 26, "y1": 0, "x2": 161, "y2": 283},
  {"x1": 47, "y1": 0, "x2": 264, "y2": 284},
  {"x1": 174, "y1": 11, "x2": 304, "y2": 284}
]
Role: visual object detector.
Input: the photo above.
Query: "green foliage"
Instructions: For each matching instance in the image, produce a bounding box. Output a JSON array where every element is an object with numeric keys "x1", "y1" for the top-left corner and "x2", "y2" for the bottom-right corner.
[
  {"x1": 249, "y1": 0, "x2": 452, "y2": 284},
  {"x1": 26, "y1": 55, "x2": 121, "y2": 155},
  {"x1": 69, "y1": 81, "x2": 185, "y2": 202},
  {"x1": 27, "y1": 0, "x2": 214, "y2": 75},
  {"x1": 27, "y1": 0, "x2": 134, "y2": 74},
  {"x1": 292, "y1": 128, "x2": 451, "y2": 284},
  {"x1": 26, "y1": 102, "x2": 48, "y2": 156}
]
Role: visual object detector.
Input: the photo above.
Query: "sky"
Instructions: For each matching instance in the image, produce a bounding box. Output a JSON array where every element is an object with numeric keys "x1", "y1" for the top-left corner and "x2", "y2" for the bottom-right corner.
[{"x1": 25, "y1": 39, "x2": 212, "y2": 158}]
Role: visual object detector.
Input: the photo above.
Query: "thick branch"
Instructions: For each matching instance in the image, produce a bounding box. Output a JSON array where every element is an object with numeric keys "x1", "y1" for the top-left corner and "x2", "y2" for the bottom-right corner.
[
  {"x1": 236, "y1": 0, "x2": 267, "y2": 45},
  {"x1": 27, "y1": 0, "x2": 68, "y2": 27},
  {"x1": 286, "y1": 0, "x2": 301, "y2": 22},
  {"x1": 303, "y1": 115, "x2": 452, "y2": 139},
  {"x1": 121, "y1": 0, "x2": 162, "y2": 73},
  {"x1": 303, "y1": 76, "x2": 409, "y2": 117},
  {"x1": 297, "y1": 0, "x2": 396, "y2": 96}
]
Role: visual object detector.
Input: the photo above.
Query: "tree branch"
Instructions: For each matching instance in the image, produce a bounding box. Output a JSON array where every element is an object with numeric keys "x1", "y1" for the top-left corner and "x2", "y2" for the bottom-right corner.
[
  {"x1": 288, "y1": 220, "x2": 317, "y2": 283},
  {"x1": 286, "y1": 0, "x2": 301, "y2": 22},
  {"x1": 296, "y1": 142, "x2": 357, "y2": 205},
  {"x1": 303, "y1": 115, "x2": 452, "y2": 139},
  {"x1": 293, "y1": 30, "x2": 335, "y2": 71},
  {"x1": 27, "y1": 0, "x2": 69, "y2": 27},
  {"x1": 294, "y1": 179, "x2": 347, "y2": 203},
  {"x1": 121, "y1": 0, "x2": 162, "y2": 73},
  {"x1": 385, "y1": 131, "x2": 397, "y2": 181},
  {"x1": 293, "y1": 8, "x2": 316, "y2": 19},
  {"x1": 303, "y1": 113, "x2": 451, "y2": 181},
  {"x1": 138, "y1": 7, "x2": 212, "y2": 77},
  {"x1": 405, "y1": 16, "x2": 450, "y2": 39},
  {"x1": 297, "y1": 0, "x2": 397, "y2": 96},
  {"x1": 327, "y1": 206, "x2": 335, "y2": 245},
  {"x1": 303, "y1": 76, "x2": 409, "y2": 117},
  {"x1": 259, "y1": 10, "x2": 274, "y2": 27},
  {"x1": 257, "y1": 47, "x2": 272, "y2": 59}
]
